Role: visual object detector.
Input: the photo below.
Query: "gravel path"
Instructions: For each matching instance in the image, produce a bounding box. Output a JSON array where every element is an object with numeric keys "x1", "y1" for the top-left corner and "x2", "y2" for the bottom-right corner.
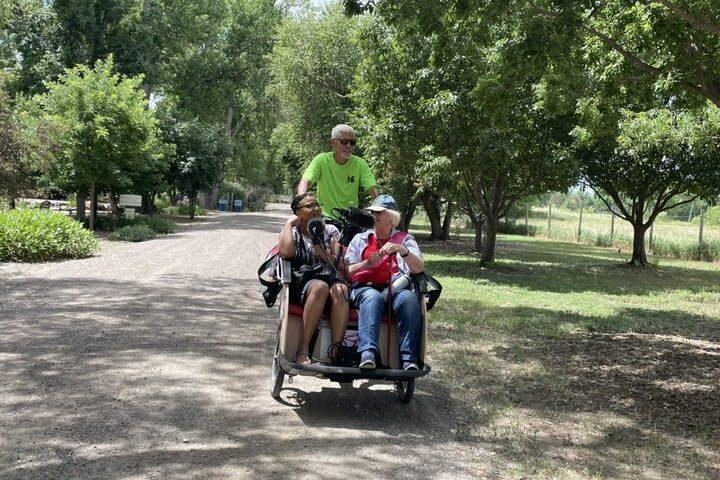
[{"x1": 0, "y1": 206, "x2": 483, "y2": 480}]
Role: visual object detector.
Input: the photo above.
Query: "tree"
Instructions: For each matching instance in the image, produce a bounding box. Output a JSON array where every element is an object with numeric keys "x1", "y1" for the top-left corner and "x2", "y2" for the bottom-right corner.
[
  {"x1": 375, "y1": 2, "x2": 578, "y2": 261},
  {"x1": 269, "y1": 6, "x2": 364, "y2": 164},
  {"x1": 0, "y1": 87, "x2": 28, "y2": 208},
  {"x1": 574, "y1": 101, "x2": 720, "y2": 265},
  {"x1": 161, "y1": 116, "x2": 230, "y2": 220},
  {"x1": 33, "y1": 57, "x2": 165, "y2": 229}
]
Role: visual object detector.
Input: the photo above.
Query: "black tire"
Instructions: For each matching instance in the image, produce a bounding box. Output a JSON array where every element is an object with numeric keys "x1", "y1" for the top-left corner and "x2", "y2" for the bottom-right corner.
[
  {"x1": 395, "y1": 378, "x2": 415, "y2": 403},
  {"x1": 270, "y1": 335, "x2": 284, "y2": 399}
]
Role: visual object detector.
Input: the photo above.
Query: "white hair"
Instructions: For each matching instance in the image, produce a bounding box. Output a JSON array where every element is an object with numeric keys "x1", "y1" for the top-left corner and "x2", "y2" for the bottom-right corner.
[{"x1": 331, "y1": 124, "x2": 356, "y2": 139}]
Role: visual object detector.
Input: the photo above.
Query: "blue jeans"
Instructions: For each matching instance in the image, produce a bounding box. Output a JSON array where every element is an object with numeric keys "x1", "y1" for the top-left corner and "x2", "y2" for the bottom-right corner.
[{"x1": 351, "y1": 286, "x2": 422, "y2": 363}]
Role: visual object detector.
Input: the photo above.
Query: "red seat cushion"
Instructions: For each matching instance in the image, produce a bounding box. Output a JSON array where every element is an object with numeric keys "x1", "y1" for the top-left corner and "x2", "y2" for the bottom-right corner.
[{"x1": 287, "y1": 303, "x2": 391, "y2": 323}]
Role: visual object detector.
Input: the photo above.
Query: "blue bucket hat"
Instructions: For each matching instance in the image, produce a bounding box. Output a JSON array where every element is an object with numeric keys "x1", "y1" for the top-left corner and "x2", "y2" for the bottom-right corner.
[{"x1": 365, "y1": 194, "x2": 401, "y2": 225}]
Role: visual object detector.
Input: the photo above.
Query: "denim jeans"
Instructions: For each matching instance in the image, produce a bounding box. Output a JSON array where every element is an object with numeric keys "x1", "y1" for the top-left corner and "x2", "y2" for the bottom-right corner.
[{"x1": 351, "y1": 286, "x2": 422, "y2": 363}]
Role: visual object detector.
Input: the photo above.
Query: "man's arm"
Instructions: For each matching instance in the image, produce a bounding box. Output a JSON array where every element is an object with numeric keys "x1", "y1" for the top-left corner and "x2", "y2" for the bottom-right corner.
[{"x1": 297, "y1": 178, "x2": 311, "y2": 195}]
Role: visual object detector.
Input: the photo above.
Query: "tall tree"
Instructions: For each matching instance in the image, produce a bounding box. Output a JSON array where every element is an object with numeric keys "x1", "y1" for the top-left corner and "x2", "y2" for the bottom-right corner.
[
  {"x1": 0, "y1": 87, "x2": 28, "y2": 208},
  {"x1": 269, "y1": 6, "x2": 363, "y2": 164},
  {"x1": 32, "y1": 57, "x2": 165, "y2": 229}
]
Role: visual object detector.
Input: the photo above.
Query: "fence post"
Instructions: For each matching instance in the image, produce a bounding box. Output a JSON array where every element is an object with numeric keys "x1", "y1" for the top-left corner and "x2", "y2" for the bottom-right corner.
[
  {"x1": 525, "y1": 204, "x2": 529, "y2": 234},
  {"x1": 548, "y1": 204, "x2": 552, "y2": 232},
  {"x1": 648, "y1": 223, "x2": 654, "y2": 252},
  {"x1": 610, "y1": 212, "x2": 615, "y2": 242},
  {"x1": 699, "y1": 209, "x2": 705, "y2": 244},
  {"x1": 577, "y1": 205, "x2": 583, "y2": 241},
  {"x1": 688, "y1": 203, "x2": 694, "y2": 222}
]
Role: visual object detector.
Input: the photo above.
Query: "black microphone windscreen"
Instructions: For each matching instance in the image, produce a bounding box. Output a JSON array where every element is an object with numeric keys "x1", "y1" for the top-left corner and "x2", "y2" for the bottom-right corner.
[
  {"x1": 346, "y1": 207, "x2": 375, "y2": 229},
  {"x1": 307, "y1": 217, "x2": 326, "y2": 244}
]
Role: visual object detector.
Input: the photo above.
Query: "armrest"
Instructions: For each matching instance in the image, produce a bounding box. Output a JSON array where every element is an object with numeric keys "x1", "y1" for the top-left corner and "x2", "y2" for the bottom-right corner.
[{"x1": 278, "y1": 258, "x2": 292, "y2": 284}]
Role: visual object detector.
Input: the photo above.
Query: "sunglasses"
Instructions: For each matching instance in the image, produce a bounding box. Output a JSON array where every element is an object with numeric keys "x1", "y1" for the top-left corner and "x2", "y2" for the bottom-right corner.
[
  {"x1": 299, "y1": 202, "x2": 322, "y2": 210},
  {"x1": 337, "y1": 139, "x2": 357, "y2": 146}
]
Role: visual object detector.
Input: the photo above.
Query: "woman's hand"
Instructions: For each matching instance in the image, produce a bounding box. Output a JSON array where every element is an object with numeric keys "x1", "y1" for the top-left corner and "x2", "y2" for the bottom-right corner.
[
  {"x1": 379, "y1": 242, "x2": 408, "y2": 257},
  {"x1": 285, "y1": 215, "x2": 301, "y2": 227}
]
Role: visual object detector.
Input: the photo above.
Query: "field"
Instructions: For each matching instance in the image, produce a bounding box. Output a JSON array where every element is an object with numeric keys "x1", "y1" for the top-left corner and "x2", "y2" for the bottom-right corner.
[{"x1": 417, "y1": 231, "x2": 720, "y2": 479}]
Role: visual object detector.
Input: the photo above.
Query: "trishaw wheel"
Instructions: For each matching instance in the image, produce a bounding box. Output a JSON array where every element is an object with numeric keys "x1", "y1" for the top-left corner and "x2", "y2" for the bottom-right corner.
[
  {"x1": 270, "y1": 336, "x2": 284, "y2": 399},
  {"x1": 395, "y1": 378, "x2": 415, "y2": 403}
]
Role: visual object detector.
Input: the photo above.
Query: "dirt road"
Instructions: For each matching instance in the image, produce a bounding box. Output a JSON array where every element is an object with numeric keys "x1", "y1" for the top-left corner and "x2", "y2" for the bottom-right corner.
[{"x1": 0, "y1": 207, "x2": 483, "y2": 480}]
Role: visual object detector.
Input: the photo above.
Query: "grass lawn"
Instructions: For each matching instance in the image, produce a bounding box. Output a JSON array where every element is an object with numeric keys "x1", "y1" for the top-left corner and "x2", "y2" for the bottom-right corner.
[{"x1": 418, "y1": 232, "x2": 720, "y2": 479}]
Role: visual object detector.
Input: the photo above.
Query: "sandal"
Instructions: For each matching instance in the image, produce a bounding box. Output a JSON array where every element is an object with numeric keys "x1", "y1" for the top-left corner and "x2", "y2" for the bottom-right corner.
[{"x1": 295, "y1": 351, "x2": 312, "y2": 365}]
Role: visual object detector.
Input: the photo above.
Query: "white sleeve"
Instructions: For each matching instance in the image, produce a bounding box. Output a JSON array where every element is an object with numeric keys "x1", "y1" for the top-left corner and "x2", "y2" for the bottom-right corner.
[
  {"x1": 403, "y1": 234, "x2": 422, "y2": 259},
  {"x1": 345, "y1": 235, "x2": 363, "y2": 265}
]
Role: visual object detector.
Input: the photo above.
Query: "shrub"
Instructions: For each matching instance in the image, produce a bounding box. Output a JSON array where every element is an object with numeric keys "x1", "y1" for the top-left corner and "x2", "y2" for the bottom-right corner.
[
  {"x1": 108, "y1": 224, "x2": 157, "y2": 242},
  {"x1": 245, "y1": 186, "x2": 272, "y2": 212},
  {"x1": 704, "y1": 206, "x2": 720, "y2": 227},
  {"x1": 154, "y1": 195, "x2": 171, "y2": 211},
  {"x1": 86, "y1": 215, "x2": 135, "y2": 231},
  {"x1": 0, "y1": 209, "x2": 99, "y2": 262},
  {"x1": 138, "y1": 217, "x2": 177, "y2": 234},
  {"x1": 162, "y1": 203, "x2": 206, "y2": 216},
  {"x1": 497, "y1": 221, "x2": 538, "y2": 236}
]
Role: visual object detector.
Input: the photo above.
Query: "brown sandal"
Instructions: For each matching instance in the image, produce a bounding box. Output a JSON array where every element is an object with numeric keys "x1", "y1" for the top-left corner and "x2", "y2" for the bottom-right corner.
[{"x1": 295, "y1": 351, "x2": 312, "y2": 365}]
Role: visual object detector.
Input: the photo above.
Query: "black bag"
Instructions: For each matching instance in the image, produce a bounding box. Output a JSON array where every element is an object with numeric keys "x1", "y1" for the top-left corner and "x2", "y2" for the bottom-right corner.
[
  {"x1": 257, "y1": 246, "x2": 281, "y2": 307},
  {"x1": 291, "y1": 262, "x2": 338, "y2": 289},
  {"x1": 411, "y1": 272, "x2": 443, "y2": 311}
]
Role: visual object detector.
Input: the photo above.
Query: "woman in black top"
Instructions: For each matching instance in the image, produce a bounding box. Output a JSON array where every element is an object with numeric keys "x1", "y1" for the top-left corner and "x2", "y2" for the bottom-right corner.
[{"x1": 278, "y1": 194, "x2": 349, "y2": 365}]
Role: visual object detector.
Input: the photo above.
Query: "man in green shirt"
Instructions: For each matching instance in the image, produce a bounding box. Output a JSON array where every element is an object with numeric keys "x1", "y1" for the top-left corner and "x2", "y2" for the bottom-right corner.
[{"x1": 298, "y1": 124, "x2": 379, "y2": 220}]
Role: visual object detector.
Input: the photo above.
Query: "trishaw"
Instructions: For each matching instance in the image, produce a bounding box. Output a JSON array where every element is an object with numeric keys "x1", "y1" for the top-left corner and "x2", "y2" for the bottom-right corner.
[{"x1": 265, "y1": 209, "x2": 440, "y2": 403}]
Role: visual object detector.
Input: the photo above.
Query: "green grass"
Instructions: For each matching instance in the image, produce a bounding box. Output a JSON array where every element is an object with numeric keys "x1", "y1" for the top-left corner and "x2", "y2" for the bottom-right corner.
[{"x1": 417, "y1": 233, "x2": 720, "y2": 479}]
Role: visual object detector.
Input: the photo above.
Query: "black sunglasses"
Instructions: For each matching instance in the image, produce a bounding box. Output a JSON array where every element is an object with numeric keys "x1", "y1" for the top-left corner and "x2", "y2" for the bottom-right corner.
[
  {"x1": 337, "y1": 139, "x2": 357, "y2": 146},
  {"x1": 299, "y1": 202, "x2": 322, "y2": 210}
]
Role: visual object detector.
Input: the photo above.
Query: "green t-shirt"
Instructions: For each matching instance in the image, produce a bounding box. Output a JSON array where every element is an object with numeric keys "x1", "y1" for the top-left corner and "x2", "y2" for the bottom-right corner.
[{"x1": 302, "y1": 152, "x2": 377, "y2": 219}]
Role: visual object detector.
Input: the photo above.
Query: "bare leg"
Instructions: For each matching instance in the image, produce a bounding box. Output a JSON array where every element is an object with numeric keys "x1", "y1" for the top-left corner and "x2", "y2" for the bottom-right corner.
[
  {"x1": 328, "y1": 283, "x2": 349, "y2": 360},
  {"x1": 299, "y1": 281, "x2": 329, "y2": 364}
]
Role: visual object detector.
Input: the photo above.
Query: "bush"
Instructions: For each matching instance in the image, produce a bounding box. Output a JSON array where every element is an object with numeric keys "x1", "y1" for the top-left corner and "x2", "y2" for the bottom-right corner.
[
  {"x1": 154, "y1": 194, "x2": 171, "y2": 211},
  {"x1": 0, "y1": 209, "x2": 99, "y2": 262},
  {"x1": 704, "y1": 206, "x2": 720, "y2": 227},
  {"x1": 497, "y1": 221, "x2": 538, "y2": 236},
  {"x1": 245, "y1": 186, "x2": 272, "y2": 212},
  {"x1": 86, "y1": 215, "x2": 135, "y2": 231},
  {"x1": 162, "y1": 203, "x2": 206, "y2": 216},
  {"x1": 137, "y1": 217, "x2": 177, "y2": 234},
  {"x1": 108, "y1": 224, "x2": 157, "y2": 242}
]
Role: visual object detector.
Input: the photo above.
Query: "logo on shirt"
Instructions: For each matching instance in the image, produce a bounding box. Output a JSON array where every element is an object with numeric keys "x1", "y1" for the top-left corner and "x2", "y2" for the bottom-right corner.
[{"x1": 346, "y1": 175, "x2": 356, "y2": 184}]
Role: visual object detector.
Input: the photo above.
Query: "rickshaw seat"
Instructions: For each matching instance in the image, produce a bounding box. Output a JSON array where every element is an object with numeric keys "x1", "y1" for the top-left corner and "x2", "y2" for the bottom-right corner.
[{"x1": 286, "y1": 303, "x2": 392, "y2": 324}]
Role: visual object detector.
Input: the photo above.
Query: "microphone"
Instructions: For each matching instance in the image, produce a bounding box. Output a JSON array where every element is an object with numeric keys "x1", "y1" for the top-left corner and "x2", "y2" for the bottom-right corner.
[
  {"x1": 344, "y1": 207, "x2": 375, "y2": 229},
  {"x1": 307, "y1": 217, "x2": 326, "y2": 245}
]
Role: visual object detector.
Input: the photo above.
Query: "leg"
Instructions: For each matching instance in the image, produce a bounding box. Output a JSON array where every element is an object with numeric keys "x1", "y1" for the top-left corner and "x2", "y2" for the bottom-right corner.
[
  {"x1": 328, "y1": 282, "x2": 349, "y2": 359},
  {"x1": 392, "y1": 289, "x2": 422, "y2": 362},
  {"x1": 355, "y1": 287, "x2": 385, "y2": 357},
  {"x1": 299, "y1": 280, "x2": 329, "y2": 364}
]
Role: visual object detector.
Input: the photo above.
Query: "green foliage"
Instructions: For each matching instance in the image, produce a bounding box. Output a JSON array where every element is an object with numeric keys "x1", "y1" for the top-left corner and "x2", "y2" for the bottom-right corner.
[
  {"x1": 244, "y1": 185, "x2": 272, "y2": 212},
  {"x1": 0, "y1": 86, "x2": 30, "y2": 203},
  {"x1": 704, "y1": 206, "x2": 720, "y2": 227},
  {"x1": 0, "y1": 209, "x2": 98, "y2": 261},
  {"x1": 138, "y1": 216, "x2": 177, "y2": 234},
  {"x1": 162, "y1": 203, "x2": 207, "y2": 216},
  {"x1": 269, "y1": 6, "x2": 363, "y2": 163},
  {"x1": 497, "y1": 221, "x2": 539, "y2": 237},
  {"x1": 108, "y1": 224, "x2": 157, "y2": 242},
  {"x1": 29, "y1": 56, "x2": 167, "y2": 197}
]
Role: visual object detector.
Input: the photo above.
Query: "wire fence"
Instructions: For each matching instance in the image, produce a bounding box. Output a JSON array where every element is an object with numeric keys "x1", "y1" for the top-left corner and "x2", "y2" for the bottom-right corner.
[{"x1": 506, "y1": 205, "x2": 720, "y2": 262}]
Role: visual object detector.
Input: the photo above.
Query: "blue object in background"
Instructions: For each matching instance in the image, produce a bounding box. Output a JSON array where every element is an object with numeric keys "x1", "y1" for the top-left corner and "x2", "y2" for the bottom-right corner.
[
  {"x1": 218, "y1": 198, "x2": 228, "y2": 212},
  {"x1": 233, "y1": 199, "x2": 243, "y2": 212}
]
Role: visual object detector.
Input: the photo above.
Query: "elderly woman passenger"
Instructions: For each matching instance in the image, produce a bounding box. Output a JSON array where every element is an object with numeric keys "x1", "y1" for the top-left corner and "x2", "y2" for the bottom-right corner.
[
  {"x1": 345, "y1": 195, "x2": 425, "y2": 370},
  {"x1": 279, "y1": 193, "x2": 349, "y2": 365}
]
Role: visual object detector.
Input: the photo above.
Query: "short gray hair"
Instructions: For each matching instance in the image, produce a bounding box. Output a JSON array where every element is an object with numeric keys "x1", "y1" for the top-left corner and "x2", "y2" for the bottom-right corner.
[{"x1": 331, "y1": 124, "x2": 356, "y2": 139}]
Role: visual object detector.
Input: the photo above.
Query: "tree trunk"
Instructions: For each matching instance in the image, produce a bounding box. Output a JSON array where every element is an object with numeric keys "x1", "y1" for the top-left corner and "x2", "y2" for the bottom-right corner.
[
  {"x1": 189, "y1": 193, "x2": 197, "y2": 220},
  {"x1": 89, "y1": 182, "x2": 96, "y2": 231},
  {"x1": 399, "y1": 200, "x2": 416, "y2": 232},
  {"x1": 170, "y1": 189, "x2": 178, "y2": 206},
  {"x1": 76, "y1": 191, "x2": 86, "y2": 219},
  {"x1": 440, "y1": 203, "x2": 453, "y2": 240},
  {"x1": 109, "y1": 191, "x2": 119, "y2": 217},
  {"x1": 8, "y1": 197, "x2": 16, "y2": 209},
  {"x1": 141, "y1": 191, "x2": 155, "y2": 216},
  {"x1": 421, "y1": 193, "x2": 442, "y2": 240},
  {"x1": 481, "y1": 213, "x2": 498, "y2": 264},
  {"x1": 629, "y1": 223, "x2": 649, "y2": 266},
  {"x1": 473, "y1": 219, "x2": 484, "y2": 252}
]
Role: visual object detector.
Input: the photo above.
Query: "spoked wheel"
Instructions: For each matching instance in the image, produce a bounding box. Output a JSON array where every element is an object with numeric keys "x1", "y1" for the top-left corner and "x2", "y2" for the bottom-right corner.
[
  {"x1": 270, "y1": 333, "x2": 284, "y2": 399},
  {"x1": 395, "y1": 378, "x2": 415, "y2": 403}
]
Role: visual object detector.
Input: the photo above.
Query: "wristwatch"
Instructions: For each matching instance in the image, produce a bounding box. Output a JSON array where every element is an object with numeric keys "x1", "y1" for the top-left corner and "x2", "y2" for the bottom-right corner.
[{"x1": 400, "y1": 248, "x2": 410, "y2": 258}]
